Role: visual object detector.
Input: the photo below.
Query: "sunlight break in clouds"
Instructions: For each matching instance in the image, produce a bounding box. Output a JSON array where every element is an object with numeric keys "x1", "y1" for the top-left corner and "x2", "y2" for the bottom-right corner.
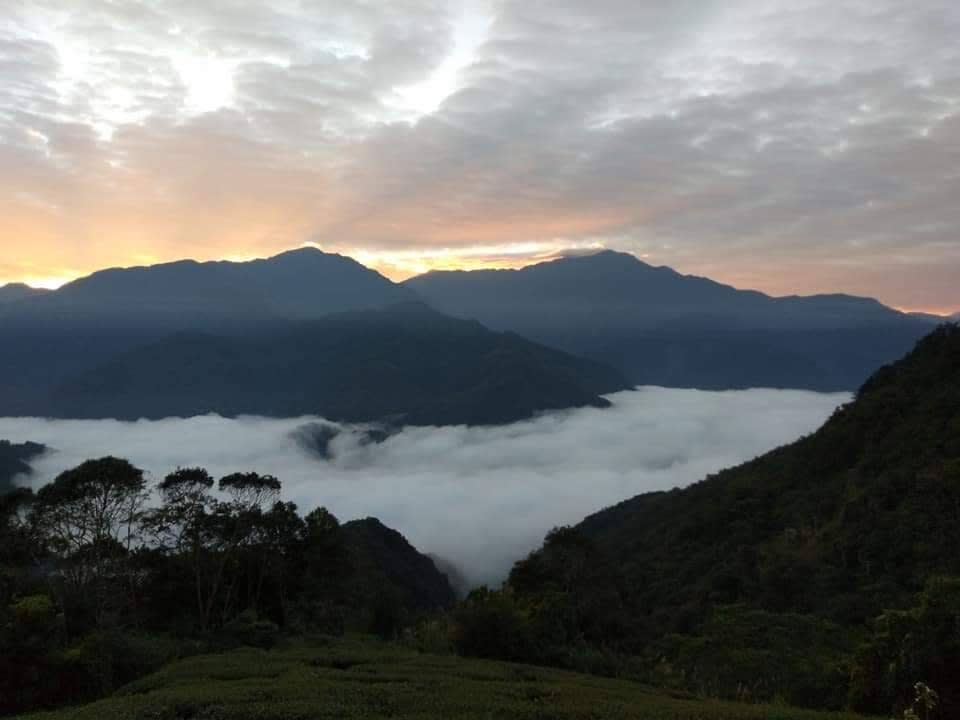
[{"x1": 0, "y1": 387, "x2": 848, "y2": 587}]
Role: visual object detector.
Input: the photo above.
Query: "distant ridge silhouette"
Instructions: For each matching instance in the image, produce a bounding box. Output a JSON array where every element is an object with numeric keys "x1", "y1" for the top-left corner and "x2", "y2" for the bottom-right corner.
[{"x1": 406, "y1": 250, "x2": 932, "y2": 391}]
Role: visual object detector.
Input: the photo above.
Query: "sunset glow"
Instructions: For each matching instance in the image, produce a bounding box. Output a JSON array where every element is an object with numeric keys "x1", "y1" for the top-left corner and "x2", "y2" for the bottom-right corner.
[{"x1": 1, "y1": 1, "x2": 958, "y2": 312}]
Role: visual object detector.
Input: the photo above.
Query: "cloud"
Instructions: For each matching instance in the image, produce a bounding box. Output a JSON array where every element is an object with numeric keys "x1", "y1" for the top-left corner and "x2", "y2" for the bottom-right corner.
[
  {"x1": 0, "y1": 387, "x2": 847, "y2": 587},
  {"x1": 2, "y1": 1, "x2": 959, "y2": 310}
]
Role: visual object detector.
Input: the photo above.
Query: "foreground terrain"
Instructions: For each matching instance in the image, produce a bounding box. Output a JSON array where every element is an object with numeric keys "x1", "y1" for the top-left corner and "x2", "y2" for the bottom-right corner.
[
  {"x1": 23, "y1": 635, "x2": 872, "y2": 720},
  {"x1": 464, "y1": 323, "x2": 960, "y2": 715}
]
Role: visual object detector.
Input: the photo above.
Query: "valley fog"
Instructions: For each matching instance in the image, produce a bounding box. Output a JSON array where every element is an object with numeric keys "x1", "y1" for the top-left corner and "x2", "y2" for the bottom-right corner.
[{"x1": 0, "y1": 386, "x2": 847, "y2": 587}]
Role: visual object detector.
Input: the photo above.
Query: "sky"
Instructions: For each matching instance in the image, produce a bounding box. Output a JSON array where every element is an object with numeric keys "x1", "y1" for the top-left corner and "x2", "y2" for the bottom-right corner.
[
  {"x1": 1, "y1": 1, "x2": 958, "y2": 312},
  {"x1": 0, "y1": 386, "x2": 847, "y2": 587}
]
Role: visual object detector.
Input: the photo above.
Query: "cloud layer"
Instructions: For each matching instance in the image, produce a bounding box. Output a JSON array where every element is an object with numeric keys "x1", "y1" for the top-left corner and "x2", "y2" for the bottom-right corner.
[
  {"x1": 2, "y1": 1, "x2": 958, "y2": 310},
  {"x1": 0, "y1": 387, "x2": 847, "y2": 586}
]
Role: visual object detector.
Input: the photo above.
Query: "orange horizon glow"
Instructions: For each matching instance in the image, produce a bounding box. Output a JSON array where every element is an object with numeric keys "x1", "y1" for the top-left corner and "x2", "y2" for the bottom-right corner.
[
  {"x1": 891, "y1": 306, "x2": 957, "y2": 318},
  {"x1": 0, "y1": 242, "x2": 607, "y2": 290},
  {"x1": 1, "y1": 244, "x2": 957, "y2": 318}
]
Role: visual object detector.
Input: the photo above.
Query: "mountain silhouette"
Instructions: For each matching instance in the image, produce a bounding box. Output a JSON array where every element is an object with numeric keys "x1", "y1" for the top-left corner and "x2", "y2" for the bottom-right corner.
[
  {"x1": 7, "y1": 303, "x2": 628, "y2": 425},
  {"x1": 406, "y1": 250, "x2": 931, "y2": 391},
  {"x1": 2, "y1": 248, "x2": 413, "y2": 330},
  {"x1": 0, "y1": 283, "x2": 49, "y2": 305}
]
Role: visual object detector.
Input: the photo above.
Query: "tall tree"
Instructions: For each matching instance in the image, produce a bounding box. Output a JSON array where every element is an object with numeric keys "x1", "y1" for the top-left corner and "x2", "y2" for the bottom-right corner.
[
  {"x1": 31, "y1": 457, "x2": 148, "y2": 632},
  {"x1": 143, "y1": 468, "x2": 218, "y2": 631}
]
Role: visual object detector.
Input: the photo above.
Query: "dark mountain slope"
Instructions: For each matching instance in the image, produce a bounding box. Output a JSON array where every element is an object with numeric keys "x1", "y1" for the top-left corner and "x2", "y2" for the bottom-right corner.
[
  {"x1": 406, "y1": 251, "x2": 930, "y2": 391},
  {"x1": 577, "y1": 323, "x2": 960, "y2": 623},
  {"x1": 495, "y1": 325, "x2": 959, "y2": 711},
  {"x1": 341, "y1": 518, "x2": 457, "y2": 612},
  {"x1": 12, "y1": 303, "x2": 628, "y2": 425},
  {"x1": 0, "y1": 249, "x2": 413, "y2": 415},
  {"x1": 0, "y1": 440, "x2": 46, "y2": 493}
]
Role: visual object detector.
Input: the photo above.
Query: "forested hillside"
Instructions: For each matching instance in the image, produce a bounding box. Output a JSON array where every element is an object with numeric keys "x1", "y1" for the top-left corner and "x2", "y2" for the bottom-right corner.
[{"x1": 455, "y1": 325, "x2": 960, "y2": 716}]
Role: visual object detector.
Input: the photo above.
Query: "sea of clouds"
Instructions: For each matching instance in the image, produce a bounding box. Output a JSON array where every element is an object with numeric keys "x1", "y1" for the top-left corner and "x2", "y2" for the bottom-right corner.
[{"x1": 0, "y1": 387, "x2": 848, "y2": 587}]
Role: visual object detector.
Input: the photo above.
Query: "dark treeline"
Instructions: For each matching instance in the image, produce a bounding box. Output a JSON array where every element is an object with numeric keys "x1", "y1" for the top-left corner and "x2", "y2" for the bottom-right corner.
[{"x1": 0, "y1": 460, "x2": 453, "y2": 716}]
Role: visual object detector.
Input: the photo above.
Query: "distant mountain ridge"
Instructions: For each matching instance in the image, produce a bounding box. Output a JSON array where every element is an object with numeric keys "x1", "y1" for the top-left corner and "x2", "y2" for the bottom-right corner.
[
  {"x1": 1, "y1": 248, "x2": 413, "y2": 330},
  {"x1": 0, "y1": 247, "x2": 936, "y2": 419},
  {"x1": 0, "y1": 283, "x2": 49, "y2": 304},
  {"x1": 3, "y1": 302, "x2": 628, "y2": 425},
  {"x1": 0, "y1": 249, "x2": 627, "y2": 425},
  {"x1": 407, "y1": 251, "x2": 901, "y2": 329},
  {"x1": 406, "y1": 250, "x2": 931, "y2": 391}
]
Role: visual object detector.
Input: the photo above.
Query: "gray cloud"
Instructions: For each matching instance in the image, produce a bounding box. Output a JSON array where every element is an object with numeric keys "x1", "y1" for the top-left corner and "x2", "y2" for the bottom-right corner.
[
  {"x1": 2, "y1": 1, "x2": 958, "y2": 309},
  {"x1": 0, "y1": 387, "x2": 846, "y2": 587}
]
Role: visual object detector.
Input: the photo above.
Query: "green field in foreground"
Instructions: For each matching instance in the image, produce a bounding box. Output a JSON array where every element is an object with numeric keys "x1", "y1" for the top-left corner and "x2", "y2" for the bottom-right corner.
[{"x1": 22, "y1": 636, "x2": 875, "y2": 720}]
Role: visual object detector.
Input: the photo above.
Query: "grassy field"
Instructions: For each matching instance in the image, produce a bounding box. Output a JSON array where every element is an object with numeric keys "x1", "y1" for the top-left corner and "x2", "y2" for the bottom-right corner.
[{"x1": 22, "y1": 636, "x2": 875, "y2": 720}]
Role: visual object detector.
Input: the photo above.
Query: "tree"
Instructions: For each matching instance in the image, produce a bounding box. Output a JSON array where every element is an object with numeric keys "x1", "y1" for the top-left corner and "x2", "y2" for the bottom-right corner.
[
  {"x1": 251, "y1": 500, "x2": 304, "y2": 623},
  {"x1": 31, "y1": 458, "x2": 148, "y2": 632},
  {"x1": 215, "y1": 472, "x2": 282, "y2": 624},
  {"x1": 220, "y1": 472, "x2": 281, "y2": 512},
  {"x1": 289, "y1": 507, "x2": 351, "y2": 633},
  {"x1": 143, "y1": 468, "x2": 217, "y2": 631}
]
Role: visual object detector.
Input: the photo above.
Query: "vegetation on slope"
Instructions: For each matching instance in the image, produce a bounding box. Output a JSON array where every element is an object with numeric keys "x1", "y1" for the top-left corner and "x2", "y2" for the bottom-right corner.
[
  {"x1": 452, "y1": 325, "x2": 960, "y2": 716},
  {"x1": 0, "y1": 461, "x2": 453, "y2": 716},
  {"x1": 5, "y1": 325, "x2": 956, "y2": 719},
  {"x1": 21, "y1": 635, "x2": 874, "y2": 720}
]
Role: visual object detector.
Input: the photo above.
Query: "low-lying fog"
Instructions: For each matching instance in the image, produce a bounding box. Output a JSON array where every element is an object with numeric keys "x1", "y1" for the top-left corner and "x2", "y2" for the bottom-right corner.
[{"x1": 0, "y1": 387, "x2": 847, "y2": 588}]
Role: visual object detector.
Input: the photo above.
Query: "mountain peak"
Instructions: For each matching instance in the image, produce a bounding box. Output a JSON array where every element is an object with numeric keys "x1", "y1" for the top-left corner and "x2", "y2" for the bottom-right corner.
[
  {"x1": 563, "y1": 248, "x2": 639, "y2": 261},
  {"x1": 2, "y1": 247, "x2": 413, "y2": 329},
  {"x1": 268, "y1": 246, "x2": 351, "y2": 263},
  {"x1": 549, "y1": 249, "x2": 658, "y2": 270},
  {"x1": 0, "y1": 282, "x2": 50, "y2": 304}
]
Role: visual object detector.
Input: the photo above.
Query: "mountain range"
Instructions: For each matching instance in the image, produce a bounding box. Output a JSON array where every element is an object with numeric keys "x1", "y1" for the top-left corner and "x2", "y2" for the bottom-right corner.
[
  {"x1": 0, "y1": 249, "x2": 411, "y2": 330},
  {"x1": 0, "y1": 247, "x2": 943, "y2": 422},
  {"x1": 407, "y1": 250, "x2": 933, "y2": 391},
  {"x1": 24, "y1": 302, "x2": 625, "y2": 424}
]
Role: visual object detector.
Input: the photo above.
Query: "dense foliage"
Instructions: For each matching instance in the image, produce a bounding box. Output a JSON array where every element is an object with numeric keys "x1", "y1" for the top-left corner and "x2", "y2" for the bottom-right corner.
[
  {"x1": 452, "y1": 325, "x2": 960, "y2": 717},
  {"x1": 0, "y1": 461, "x2": 453, "y2": 716}
]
